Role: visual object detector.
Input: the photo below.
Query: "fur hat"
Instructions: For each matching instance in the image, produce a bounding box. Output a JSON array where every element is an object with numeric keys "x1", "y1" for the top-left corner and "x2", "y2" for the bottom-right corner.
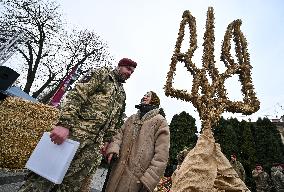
[
  {"x1": 149, "y1": 91, "x2": 160, "y2": 106},
  {"x1": 118, "y1": 58, "x2": 137, "y2": 68}
]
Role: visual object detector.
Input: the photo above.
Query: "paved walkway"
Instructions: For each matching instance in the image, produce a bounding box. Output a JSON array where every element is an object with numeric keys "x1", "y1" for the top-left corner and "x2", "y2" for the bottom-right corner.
[{"x1": 0, "y1": 168, "x2": 107, "y2": 192}]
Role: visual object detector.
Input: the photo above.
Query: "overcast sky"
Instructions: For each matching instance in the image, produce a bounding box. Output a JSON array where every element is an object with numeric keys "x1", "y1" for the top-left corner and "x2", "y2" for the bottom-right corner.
[{"x1": 58, "y1": 0, "x2": 284, "y2": 129}]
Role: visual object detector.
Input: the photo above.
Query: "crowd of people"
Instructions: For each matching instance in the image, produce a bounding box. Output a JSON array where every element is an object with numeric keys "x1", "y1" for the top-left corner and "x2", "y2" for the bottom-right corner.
[
  {"x1": 230, "y1": 154, "x2": 284, "y2": 192},
  {"x1": 251, "y1": 163, "x2": 284, "y2": 192}
]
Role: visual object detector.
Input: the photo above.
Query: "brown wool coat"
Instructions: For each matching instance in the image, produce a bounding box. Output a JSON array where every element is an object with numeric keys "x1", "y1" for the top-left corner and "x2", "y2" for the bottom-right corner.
[{"x1": 105, "y1": 108, "x2": 170, "y2": 192}]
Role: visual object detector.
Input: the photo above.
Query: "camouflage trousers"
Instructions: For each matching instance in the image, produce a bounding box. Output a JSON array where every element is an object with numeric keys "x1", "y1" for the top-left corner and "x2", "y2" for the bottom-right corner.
[{"x1": 18, "y1": 138, "x2": 103, "y2": 192}]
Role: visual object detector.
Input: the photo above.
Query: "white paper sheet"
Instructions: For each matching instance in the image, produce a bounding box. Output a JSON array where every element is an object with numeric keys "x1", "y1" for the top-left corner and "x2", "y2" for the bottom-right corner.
[{"x1": 25, "y1": 132, "x2": 80, "y2": 184}]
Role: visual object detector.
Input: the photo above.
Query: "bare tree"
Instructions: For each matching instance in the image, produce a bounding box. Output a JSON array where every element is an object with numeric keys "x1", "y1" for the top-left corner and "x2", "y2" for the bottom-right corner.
[
  {"x1": 38, "y1": 29, "x2": 113, "y2": 102},
  {"x1": 0, "y1": 0, "x2": 113, "y2": 100},
  {"x1": 0, "y1": 0, "x2": 63, "y2": 95}
]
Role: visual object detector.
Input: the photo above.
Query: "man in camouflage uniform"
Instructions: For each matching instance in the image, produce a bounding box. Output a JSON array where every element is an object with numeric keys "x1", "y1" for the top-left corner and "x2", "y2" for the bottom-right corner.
[
  {"x1": 229, "y1": 154, "x2": 246, "y2": 182},
  {"x1": 19, "y1": 58, "x2": 137, "y2": 192},
  {"x1": 252, "y1": 164, "x2": 271, "y2": 192},
  {"x1": 271, "y1": 163, "x2": 284, "y2": 192}
]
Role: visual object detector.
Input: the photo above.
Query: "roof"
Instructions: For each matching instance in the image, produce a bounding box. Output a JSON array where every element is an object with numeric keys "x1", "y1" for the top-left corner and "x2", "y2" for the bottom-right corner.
[{"x1": 1, "y1": 86, "x2": 38, "y2": 103}]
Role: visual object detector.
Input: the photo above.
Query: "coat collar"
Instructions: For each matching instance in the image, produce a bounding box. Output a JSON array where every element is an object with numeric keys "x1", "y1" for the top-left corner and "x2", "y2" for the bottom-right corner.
[
  {"x1": 131, "y1": 108, "x2": 160, "y2": 137},
  {"x1": 134, "y1": 108, "x2": 160, "y2": 125}
]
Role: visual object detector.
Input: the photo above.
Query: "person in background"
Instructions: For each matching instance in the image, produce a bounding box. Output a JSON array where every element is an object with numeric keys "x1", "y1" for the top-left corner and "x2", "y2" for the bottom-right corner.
[
  {"x1": 19, "y1": 58, "x2": 137, "y2": 192},
  {"x1": 252, "y1": 164, "x2": 271, "y2": 192},
  {"x1": 271, "y1": 163, "x2": 284, "y2": 192},
  {"x1": 104, "y1": 91, "x2": 170, "y2": 192},
  {"x1": 229, "y1": 154, "x2": 246, "y2": 182}
]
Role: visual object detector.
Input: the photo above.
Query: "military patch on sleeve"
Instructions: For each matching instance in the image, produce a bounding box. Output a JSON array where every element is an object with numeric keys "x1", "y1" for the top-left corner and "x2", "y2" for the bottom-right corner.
[{"x1": 79, "y1": 70, "x2": 95, "y2": 83}]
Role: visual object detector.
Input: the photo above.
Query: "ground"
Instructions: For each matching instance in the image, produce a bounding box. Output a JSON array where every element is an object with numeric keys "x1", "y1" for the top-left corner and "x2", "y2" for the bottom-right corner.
[{"x1": 0, "y1": 167, "x2": 107, "y2": 192}]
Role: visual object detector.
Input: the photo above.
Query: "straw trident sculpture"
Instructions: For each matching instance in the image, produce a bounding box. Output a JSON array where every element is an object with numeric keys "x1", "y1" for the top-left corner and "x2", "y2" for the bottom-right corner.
[
  {"x1": 165, "y1": 7, "x2": 260, "y2": 132},
  {"x1": 165, "y1": 7, "x2": 260, "y2": 191}
]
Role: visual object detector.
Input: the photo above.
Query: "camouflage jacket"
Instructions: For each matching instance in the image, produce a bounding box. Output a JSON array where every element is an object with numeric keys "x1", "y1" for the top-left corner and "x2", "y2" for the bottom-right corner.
[
  {"x1": 271, "y1": 166, "x2": 284, "y2": 191},
  {"x1": 58, "y1": 67, "x2": 126, "y2": 142},
  {"x1": 230, "y1": 160, "x2": 246, "y2": 181},
  {"x1": 252, "y1": 169, "x2": 271, "y2": 191}
]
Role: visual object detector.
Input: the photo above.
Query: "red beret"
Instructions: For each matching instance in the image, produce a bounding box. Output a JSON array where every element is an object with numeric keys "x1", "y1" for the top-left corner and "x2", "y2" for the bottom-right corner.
[{"x1": 118, "y1": 58, "x2": 137, "y2": 68}]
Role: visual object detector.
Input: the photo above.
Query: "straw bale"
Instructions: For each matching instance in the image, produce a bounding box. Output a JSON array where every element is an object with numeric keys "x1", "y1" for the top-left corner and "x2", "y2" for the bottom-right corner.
[{"x1": 0, "y1": 97, "x2": 59, "y2": 169}]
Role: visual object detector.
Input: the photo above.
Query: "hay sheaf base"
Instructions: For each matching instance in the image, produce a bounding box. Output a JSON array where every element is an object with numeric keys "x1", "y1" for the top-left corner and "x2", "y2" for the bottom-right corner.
[
  {"x1": 0, "y1": 97, "x2": 59, "y2": 169},
  {"x1": 171, "y1": 129, "x2": 250, "y2": 192}
]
